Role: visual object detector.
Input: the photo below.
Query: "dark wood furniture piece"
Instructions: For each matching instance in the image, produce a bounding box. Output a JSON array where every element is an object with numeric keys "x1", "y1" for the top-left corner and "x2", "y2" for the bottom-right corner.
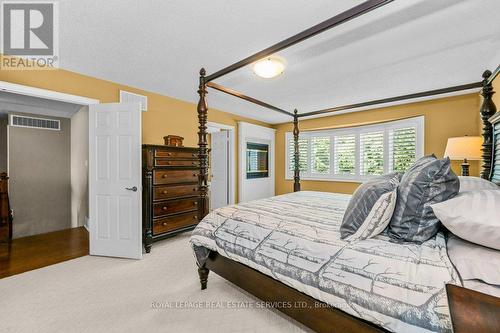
[
  {"x1": 164, "y1": 135, "x2": 184, "y2": 147},
  {"x1": 446, "y1": 284, "x2": 500, "y2": 333},
  {"x1": 0, "y1": 172, "x2": 12, "y2": 243},
  {"x1": 142, "y1": 144, "x2": 204, "y2": 253},
  {"x1": 192, "y1": 1, "x2": 500, "y2": 331}
]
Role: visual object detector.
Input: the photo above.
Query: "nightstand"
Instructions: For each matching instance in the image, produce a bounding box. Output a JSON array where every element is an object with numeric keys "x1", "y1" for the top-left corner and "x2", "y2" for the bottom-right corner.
[{"x1": 446, "y1": 284, "x2": 500, "y2": 333}]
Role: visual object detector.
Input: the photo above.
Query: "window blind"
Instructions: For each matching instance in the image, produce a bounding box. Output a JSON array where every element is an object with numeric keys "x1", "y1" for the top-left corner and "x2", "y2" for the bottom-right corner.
[
  {"x1": 389, "y1": 127, "x2": 417, "y2": 173},
  {"x1": 334, "y1": 135, "x2": 356, "y2": 175},
  {"x1": 311, "y1": 136, "x2": 330, "y2": 174},
  {"x1": 285, "y1": 116, "x2": 423, "y2": 181},
  {"x1": 360, "y1": 131, "x2": 384, "y2": 175}
]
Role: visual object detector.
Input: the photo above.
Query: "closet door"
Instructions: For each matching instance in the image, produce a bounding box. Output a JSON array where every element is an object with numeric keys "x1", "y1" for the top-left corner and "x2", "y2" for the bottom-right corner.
[{"x1": 89, "y1": 102, "x2": 142, "y2": 259}]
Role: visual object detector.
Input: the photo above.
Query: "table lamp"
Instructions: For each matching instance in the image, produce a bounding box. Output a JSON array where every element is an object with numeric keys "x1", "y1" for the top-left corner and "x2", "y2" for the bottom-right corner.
[{"x1": 444, "y1": 136, "x2": 482, "y2": 176}]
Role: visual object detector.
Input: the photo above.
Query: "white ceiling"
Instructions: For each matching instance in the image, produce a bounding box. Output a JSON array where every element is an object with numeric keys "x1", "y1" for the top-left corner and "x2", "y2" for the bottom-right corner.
[
  {"x1": 58, "y1": 0, "x2": 500, "y2": 124},
  {"x1": 0, "y1": 92, "x2": 84, "y2": 118}
]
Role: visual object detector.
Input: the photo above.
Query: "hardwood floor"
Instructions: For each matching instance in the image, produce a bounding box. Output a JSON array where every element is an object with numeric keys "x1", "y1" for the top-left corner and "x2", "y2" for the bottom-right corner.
[{"x1": 0, "y1": 227, "x2": 88, "y2": 279}]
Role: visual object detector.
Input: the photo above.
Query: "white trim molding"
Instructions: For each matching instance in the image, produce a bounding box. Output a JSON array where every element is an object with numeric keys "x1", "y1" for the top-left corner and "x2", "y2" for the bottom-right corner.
[
  {"x1": 207, "y1": 121, "x2": 236, "y2": 205},
  {"x1": 0, "y1": 81, "x2": 100, "y2": 105}
]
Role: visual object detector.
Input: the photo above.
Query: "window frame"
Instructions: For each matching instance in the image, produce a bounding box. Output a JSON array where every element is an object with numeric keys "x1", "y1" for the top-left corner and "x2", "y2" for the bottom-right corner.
[{"x1": 285, "y1": 116, "x2": 424, "y2": 182}]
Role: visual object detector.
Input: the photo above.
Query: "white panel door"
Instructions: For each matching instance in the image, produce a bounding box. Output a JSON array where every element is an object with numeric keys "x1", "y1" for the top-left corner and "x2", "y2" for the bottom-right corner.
[
  {"x1": 89, "y1": 103, "x2": 142, "y2": 259},
  {"x1": 210, "y1": 131, "x2": 229, "y2": 210}
]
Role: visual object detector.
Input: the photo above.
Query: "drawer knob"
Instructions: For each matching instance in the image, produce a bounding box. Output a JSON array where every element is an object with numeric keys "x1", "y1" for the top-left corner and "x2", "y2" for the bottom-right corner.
[
  {"x1": 162, "y1": 206, "x2": 168, "y2": 211},
  {"x1": 192, "y1": 173, "x2": 197, "y2": 177},
  {"x1": 193, "y1": 216, "x2": 197, "y2": 220},
  {"x1": 192, "y1": 153, "x2": 197, "y2": 157},
  {"x1": 162, "y1": 222, "x2": 168, "y2": 226},
  {"x1": 162, "y1": 190, "x2": 168, "y2": 194},
  {"x1": 166, "y1": 162, "x2": 171, "y2": 165},
  {"x1": 167, "y1": 153, "x2": 172, "y2": 156},
  {"x1": 192, "y1": 162, "x2": 197, "y2": 166},
  {"x1": 192, "y1": 188, "x2": 197, "y2": 191},
  {"x1": 162, "y1": 174, "x2": 168, "y2": 178},
  {"x1": 193, "y1": 202, "x2": 198, "y2": 206}
]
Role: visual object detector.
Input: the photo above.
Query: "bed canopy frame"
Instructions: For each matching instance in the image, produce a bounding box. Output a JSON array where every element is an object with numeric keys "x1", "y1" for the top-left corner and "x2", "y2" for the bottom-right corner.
[
  {"x1": 194, "y1": 1, "x2": 499, "y2": 332},
  {"x1": 196, "y1": 0, "x2": 499, "y2": 218}
]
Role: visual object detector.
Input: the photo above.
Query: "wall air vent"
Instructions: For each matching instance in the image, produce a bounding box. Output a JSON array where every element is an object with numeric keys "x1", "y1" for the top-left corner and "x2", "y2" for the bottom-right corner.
[
  {"x1": 120, "y1": 90, "x2": 148, "y2": 112},
  {"x1": 10, "y1": 115, "x2": 60, "y2": 131}
]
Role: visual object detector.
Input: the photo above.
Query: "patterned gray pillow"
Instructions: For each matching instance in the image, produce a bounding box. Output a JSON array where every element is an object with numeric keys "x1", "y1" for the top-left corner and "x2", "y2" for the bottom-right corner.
[
  {"x1": 340, "y1": 172, "x2": 401, "y2": 239},
  {"x1": 388, "y1": 155, "x2": 459, "y2": 243}
]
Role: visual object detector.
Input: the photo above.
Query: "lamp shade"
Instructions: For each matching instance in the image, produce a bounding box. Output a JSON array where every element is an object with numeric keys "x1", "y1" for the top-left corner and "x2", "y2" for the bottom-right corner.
[{"x1": 444, "y1": 136, "x2": 482, "y2": 160}]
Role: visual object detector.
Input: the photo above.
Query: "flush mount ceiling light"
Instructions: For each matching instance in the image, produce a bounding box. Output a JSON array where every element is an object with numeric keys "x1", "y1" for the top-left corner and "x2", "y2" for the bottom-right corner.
[{"x1": 252, "y1": 57, "x2": 285, "y2": 79}]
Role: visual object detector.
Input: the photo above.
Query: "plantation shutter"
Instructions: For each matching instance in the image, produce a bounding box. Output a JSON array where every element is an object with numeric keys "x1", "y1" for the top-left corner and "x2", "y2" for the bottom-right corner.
[
  {"x1": 311, "y1": 136, "x2": 330, "y2": 174},
  {"x1": 360, "y1": 131, "x2": 384, "y2": 175},
  {"x1": 288, "y1": 136, "x2": 309, "y2": 173},
  {"x1": 389, "y1": 126, "x2": 417, "y2": 173},
  {"x1": 334, "y1": 135, "x2": 356, "y2": 175}
]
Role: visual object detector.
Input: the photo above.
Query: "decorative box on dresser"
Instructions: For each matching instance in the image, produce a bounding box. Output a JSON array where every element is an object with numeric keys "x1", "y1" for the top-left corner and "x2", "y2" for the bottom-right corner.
[{"x1": 142, "y1": 144, "x2": 202, "y2": 253}]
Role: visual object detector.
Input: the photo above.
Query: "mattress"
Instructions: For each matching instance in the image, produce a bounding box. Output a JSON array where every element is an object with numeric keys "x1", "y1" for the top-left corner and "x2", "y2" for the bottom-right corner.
[{"x1": 190, "y1": 191, "x2": 460, "y2": 333}]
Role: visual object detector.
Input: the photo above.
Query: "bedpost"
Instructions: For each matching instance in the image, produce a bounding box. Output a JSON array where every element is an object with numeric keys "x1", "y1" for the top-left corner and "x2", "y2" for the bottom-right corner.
[
  {"x1": 197, "y1": 68, "x2": 209, "y2": 220},
  {"x1": 480, "y1": 70, "x2": 497, "y2": 179},
  {"x1": 197, "y1": 68, "x2": 210, "y2": 290},
  {"x1": 293, "y1": 109, "x2": 301, "y2": 192}
]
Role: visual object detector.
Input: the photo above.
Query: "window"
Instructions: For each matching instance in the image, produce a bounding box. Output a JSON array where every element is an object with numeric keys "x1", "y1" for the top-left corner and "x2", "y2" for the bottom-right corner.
[{"x1": 285, "y1": 116, "x2": 424, "y2": 181}]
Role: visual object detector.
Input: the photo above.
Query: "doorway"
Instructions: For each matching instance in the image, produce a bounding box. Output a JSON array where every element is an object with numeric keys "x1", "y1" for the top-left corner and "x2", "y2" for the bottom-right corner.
[
  {"x1": 0, "y1": 82, "x2": 98, "y2": 276},
  {"x1": 207, "y1": 122, "x2": 235, "y2": 210}
]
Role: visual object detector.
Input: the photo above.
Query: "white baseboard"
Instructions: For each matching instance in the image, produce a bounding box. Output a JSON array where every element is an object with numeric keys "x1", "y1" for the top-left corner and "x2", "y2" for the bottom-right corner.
[{"x1": 84, "y1": 217, "x2": 89, "y2": 231}]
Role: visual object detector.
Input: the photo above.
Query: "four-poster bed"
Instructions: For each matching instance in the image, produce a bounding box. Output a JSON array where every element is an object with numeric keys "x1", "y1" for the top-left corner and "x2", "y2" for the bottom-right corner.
[{"x1": 192, "y1": 1, "x2": 500, "y2": 332}]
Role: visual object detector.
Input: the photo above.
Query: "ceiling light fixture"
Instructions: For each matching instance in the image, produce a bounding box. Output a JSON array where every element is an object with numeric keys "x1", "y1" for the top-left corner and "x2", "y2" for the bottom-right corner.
[{"x1": 252, "y1": 57, "x2": 285, "y2": 79}]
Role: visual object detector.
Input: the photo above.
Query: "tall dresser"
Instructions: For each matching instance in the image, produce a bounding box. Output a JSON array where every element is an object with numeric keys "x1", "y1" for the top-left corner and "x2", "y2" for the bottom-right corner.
[{"x1": 142, "y1": 145, "x2": 201, "y2": 253}]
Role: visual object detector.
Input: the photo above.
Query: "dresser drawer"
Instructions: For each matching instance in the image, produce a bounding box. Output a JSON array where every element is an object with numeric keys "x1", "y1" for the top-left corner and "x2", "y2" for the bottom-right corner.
[
  {"x1": 155, "y1": 150, "x2": 198, "y2": 159},
  {"x1": 155, "y1": 159, "x2": 200, "y2": 167},
  {"x1": 153, "y1": 184, "x2": 198, "y2": 201},
  {"x1": 153, "y1": 212, "x2": 198, "y2": 235},
  {"x1": 153, "y1": 198, "x2": 198, "y2": 217},
  {"x1": 153, "y1": 170, "x2": 199, "y2": 185}
]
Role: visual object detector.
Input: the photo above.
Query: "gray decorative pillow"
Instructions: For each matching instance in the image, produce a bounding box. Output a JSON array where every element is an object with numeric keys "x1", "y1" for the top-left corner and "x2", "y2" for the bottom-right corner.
[
  {"x1": 388, "y1": 155, "x2": 459, "y2": 243},
  {"x1": 340, "y1": 172, "x2": 400, "y2": 239},
  {"x1": 343, "y1": 187, "x2": 398, "y2": 242}
]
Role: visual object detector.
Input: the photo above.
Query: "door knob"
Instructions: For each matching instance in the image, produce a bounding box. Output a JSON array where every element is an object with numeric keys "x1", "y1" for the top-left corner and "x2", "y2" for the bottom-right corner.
[{"x1": 126, "y1": 186, "x2": 138, "y2": 192}]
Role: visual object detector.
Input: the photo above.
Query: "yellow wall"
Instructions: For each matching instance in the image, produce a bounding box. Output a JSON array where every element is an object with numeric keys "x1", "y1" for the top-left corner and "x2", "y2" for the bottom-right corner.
[
  {"x1": 493, "y1": 76, "x2": 500, "y2": 108},
  {"x1": 274, "y1": 94, "x2": 482, "y2": 195},
  {"x1": 0, "y1": 68, "x2": 269, "y2": 202},
  {"x1": 1, "y1": 68, "x2": 490, "y2": 199}
]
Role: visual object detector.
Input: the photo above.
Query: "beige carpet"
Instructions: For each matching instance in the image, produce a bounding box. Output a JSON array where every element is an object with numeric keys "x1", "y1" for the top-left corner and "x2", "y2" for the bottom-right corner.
[{"x1": 0, "y1": 234, "x2": 311, "y2": 333}]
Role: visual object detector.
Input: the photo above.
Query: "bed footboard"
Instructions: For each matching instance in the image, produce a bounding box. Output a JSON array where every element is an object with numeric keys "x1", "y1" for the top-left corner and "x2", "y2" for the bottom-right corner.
[{"x1": 196, "y1": 248, "x2": 386, "y2": 333}]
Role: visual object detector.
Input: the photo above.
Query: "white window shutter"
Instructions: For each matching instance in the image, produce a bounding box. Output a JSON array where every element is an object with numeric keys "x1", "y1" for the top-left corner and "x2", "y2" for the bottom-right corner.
[
  {"x1": 311, "y1": 136, "x2": 331, "y2": 174},
  {"x1": 360, "y1": 131, "x2": 384, "y2": 176},
  {"x1": 334, "y1": 135, "x2": 356, "y2": 175},
  {"x1": 389, "y1": 126, "x2": 417, "y2": 173}
]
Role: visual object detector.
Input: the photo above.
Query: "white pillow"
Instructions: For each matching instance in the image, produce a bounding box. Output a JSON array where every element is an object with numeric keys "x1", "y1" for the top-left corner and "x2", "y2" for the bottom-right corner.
[
  {"x1": 447, "y1": 234, "x2": 500, "y2": 285},
  {"x1": 431, "y1": 190, "x2": 500, "y2": 250},
  {"x1": 344, "y1": 188, "x2": 397, "y2": 242},
  {"x1": 458, "y1": 176, "x2": 499, "y2": 192}
]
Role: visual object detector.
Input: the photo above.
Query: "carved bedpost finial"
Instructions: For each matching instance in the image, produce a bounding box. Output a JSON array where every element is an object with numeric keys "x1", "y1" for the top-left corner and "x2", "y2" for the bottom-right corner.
[
  {"x1": 199, "y1": 68, "x2": 206, "y2": 77},
  {"x1": 197, "y1": 68, "x2": 209, "y2": 219},
  {"x1": 293, "y1": 109, "x2": 301, "y2": 192},
  {"x1": 483, "y1": 69, "x2": 492, "y2": 80},
  {"x1": 480, "y1": 69, "x2": 497, "y2": 179}
]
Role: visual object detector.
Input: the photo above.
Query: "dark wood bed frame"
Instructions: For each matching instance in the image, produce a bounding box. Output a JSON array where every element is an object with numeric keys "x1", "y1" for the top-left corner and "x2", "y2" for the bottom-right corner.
[{"x1": 194, "y1": 1, "x2": 500, "y2": 332}]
